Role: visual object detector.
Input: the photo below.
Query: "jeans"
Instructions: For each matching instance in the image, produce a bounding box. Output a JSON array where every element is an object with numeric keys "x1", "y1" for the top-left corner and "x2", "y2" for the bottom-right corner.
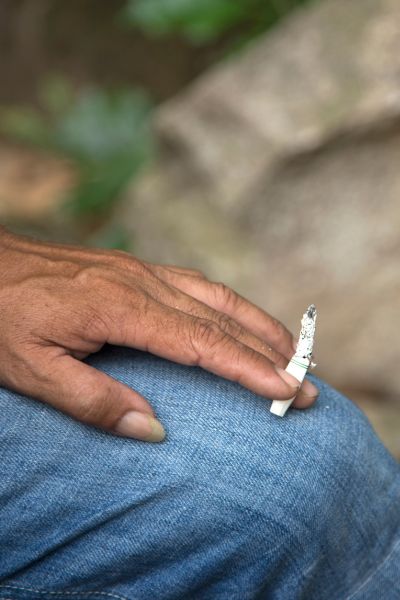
[{"x1": 0, "y1": 345, "x2": 399, "y2": 600}]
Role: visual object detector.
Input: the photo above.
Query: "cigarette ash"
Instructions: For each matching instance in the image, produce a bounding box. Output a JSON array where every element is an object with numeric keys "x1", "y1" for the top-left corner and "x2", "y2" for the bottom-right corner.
[{"x1": 296, "y1": 304, "x2": 317, "y2": 360}]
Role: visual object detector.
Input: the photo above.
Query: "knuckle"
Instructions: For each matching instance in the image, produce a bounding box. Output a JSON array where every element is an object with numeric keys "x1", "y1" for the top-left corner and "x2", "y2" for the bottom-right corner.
[
  {"x1": 73, "y1": 382, "x2": 117, "y2": 427},
  {"x1": 73, "y1": 255, "x2": 148, "y2": 287},
  {"x1": 146, "y1": 264, "x2": 165, "y2": 278},
  {"x1": 215, "y1": 313, "x2": 243, "y2": 340},
  {"x1": 81, "y1": 309, "x2": 109, "y2": 341},
  {"x1": 112, "y1": 253, "x2": 148, "y2": 277},
  {"x1": 97, "y1": 248, "x2": 135, "y2": 268},
  {"x1": 107, "y1": 249, "x2": 132, "y2": 262},
  {"x1": 190, "y1": 268, "x2": 206, "y2": 279},
  {"x1": 76, "y1": 398, "x2": 103, "y2": 424},
  {"x1": 72, "y1": 264, "x2": 108, "y2": 287},
  {"x1": 269, "y1": 316, "x2": 287, "y2": 339},
  {"x1": 192, "y1": 319, "x2": 225, "y2": 349},
  {"x1": 128, "y1": 258, "x2": 149, "y2": 278},
  {"x1": 72, "y1": 385, "x2": 101, "y2": 421},
  {"x1": 212, "y1": 282, "x2": 239, "y2": 311},
  {"x1": 165, "y1": 265, "x2": 205, "y2": 279},
  {"x1": 269, "y1": 348, "x2": 286, "y2": 368}
]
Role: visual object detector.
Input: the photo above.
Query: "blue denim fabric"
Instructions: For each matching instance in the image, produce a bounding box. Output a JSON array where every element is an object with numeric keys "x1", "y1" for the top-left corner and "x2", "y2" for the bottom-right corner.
[{"x1": 0, "y1": 345, "x2": 399, "y2": 599}]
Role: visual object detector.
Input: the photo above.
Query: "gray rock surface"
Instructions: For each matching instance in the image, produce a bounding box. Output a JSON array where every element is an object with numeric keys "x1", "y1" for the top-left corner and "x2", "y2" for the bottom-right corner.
[{"x1": 122, "y1": 0, "x2": 400, "y2": 401}]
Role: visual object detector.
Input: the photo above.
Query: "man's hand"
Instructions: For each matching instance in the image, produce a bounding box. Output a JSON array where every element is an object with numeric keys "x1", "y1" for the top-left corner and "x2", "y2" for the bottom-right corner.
[{"x1": 0, "y1": 229, "x2": 319, "y2": 442}]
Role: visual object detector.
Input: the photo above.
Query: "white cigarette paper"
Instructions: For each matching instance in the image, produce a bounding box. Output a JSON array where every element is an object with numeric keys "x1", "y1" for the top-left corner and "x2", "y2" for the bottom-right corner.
[{"x1": 270, "y1": 304, "x2": 317, "y2": 417}]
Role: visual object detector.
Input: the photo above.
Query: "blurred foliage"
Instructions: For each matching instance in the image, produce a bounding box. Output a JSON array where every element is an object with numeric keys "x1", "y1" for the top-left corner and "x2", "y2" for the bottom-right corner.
[
  {"x1": 0, "y1": 76, "x2": 153, "y2": 245},
  {"x1": 0, "y1": 0, "x2": 312, "y2": 247},
  {"x1": 122, "y1": 0, "x2": 313, "y2": 44}
]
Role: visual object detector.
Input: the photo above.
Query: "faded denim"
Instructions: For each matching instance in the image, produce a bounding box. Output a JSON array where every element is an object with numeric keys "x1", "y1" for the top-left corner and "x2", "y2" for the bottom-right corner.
[{"x1": 0, "y1": 345, "x2": 399, "y2": 599}]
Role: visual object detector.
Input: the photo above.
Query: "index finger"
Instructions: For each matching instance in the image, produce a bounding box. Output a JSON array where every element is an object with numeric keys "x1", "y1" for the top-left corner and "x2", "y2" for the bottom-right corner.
[
  {"x1": 146, "y1": 266, "x2": 296, "y2": 362},
  {"x1": 107, "y1": 296, "x2": 300, "y2": 401}
]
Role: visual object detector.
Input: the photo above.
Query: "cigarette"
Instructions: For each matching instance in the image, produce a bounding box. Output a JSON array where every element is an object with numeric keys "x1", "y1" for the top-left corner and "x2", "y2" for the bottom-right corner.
[{"x1": 270, "y1": 304, "x2": 317, "y2": 417}]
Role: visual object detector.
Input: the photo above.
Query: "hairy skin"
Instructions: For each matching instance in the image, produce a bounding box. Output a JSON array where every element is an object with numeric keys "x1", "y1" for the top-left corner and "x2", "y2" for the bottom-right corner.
[{"x1": 0, "y1": 228, "x2": 318, "y2": 442}]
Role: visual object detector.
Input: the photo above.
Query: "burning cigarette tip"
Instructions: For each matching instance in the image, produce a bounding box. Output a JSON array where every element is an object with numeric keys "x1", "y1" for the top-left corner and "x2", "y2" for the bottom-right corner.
[
  {"x1": 270, "y1": 303, "x2": 318, "y2": 417},
  {"x1": 307, "y1": 304, "x2": 316, "y2": 319}
]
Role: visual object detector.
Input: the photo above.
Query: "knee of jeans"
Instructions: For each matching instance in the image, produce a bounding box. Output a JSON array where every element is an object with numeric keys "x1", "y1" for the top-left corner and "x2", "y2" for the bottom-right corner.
[
  {"x1": 88, "y1": 349, "x2": 389, "y2": 531},
  {"x1": 151, "y1": 367, "x2": 387, "y2": 543},
  {"x1": 93, "y1": 349, "x2": 382, "y2": 495}
]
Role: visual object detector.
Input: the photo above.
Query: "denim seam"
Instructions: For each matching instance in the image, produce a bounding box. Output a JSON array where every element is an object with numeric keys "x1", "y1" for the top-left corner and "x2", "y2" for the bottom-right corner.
[
  {"x1": 0, "y1": 585, "x2": 130, "y2": 600},
  {"x1": 345, "y1": 535, "x2": 400, "y2": 599}
]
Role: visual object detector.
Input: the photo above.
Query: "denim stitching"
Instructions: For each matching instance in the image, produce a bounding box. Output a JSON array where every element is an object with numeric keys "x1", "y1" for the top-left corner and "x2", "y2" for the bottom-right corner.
[{"x1": 0, "y1": 586, "x2": 129, "y2": 600}]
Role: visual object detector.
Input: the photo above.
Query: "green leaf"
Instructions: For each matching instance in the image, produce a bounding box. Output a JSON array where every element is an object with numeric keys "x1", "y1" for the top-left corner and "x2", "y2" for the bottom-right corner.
[
  {"x1": 122, "y1": 0, "x2": 248, "y2": 42},
  {"x1": 122, "y1": 0, "x2": 314, "y2": 44},
  {"x1": 1, "y1": 81, "x2": 154, "y2": 220},
  {"x1": 64, "y1": 151, "x2": 147, "y2": 217},
  {"x1": 52, "y1": 88, "x2": 152, "y2": 163}
]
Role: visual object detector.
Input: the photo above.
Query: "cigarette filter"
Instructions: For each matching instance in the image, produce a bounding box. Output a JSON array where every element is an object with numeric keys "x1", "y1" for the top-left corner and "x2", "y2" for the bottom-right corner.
[{"x1": 270, "y1": 304, "x2": 317, "y2": 417}]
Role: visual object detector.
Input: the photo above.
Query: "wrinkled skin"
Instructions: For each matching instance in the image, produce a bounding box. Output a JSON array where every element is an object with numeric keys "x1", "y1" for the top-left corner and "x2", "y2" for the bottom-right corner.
[{"x1": 0, "y1": 228, "x2": 318, "y2": 442}]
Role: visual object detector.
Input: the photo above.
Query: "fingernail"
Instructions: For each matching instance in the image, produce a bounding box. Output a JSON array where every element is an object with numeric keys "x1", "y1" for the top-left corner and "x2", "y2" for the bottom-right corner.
[
  {"x1": 292, "y1": 338, "x2": 299, "y2": 353},
  {"x1": 302, "y1": 379, "x2": 319, "y2": 398},
  {"x1": 275, "y1": 367, "x2": 300, "y2": 389},
  {"x1": 115, "y1": 411, "x2": 166, "y2": 442}
]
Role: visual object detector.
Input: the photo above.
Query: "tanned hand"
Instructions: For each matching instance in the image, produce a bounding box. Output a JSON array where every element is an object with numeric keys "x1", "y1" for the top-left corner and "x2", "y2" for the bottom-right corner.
[{"x1": 0, "y1": 228, "x2": 319, "y2": 442}]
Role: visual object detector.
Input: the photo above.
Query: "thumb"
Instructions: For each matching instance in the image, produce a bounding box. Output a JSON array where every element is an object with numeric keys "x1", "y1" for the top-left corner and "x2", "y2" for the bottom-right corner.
[{"x1": 36, "y1": 354, "x2": 166, "y2": 442}]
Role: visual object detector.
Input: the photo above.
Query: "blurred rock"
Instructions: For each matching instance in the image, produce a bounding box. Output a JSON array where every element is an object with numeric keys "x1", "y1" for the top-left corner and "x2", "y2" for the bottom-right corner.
[{"x1": 122, "y1": 0, "x2": 400, "y2": 405}]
